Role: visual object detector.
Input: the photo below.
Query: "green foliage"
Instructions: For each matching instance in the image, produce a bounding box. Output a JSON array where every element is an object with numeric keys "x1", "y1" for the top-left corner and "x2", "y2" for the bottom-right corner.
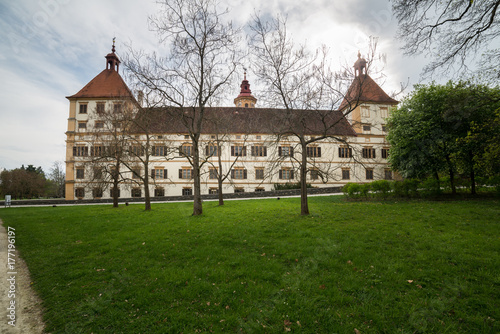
[
  {"x1": 387, "y1": 81, "x2": 500, "y2": 193},
  {"x1": 0, "y1": 198, "x2": 499, "y2": 333},
  {"x1": 370, "y1": 180, "x2": 391, "y2": 198},
  {"x1": 273, "y1": 182, "x2": 311, "y2": 191},
  {"x1": 420, "y1": 178, "x2": 441, "y2": 198}
]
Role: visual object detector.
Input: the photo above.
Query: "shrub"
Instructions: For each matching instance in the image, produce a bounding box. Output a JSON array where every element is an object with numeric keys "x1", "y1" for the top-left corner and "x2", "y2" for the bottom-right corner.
[
  {"x1": 371, "y1": 180, "x2": 391, "y2": 199},
  {"x1": 343, "y1": 183, "x2": 361, "y2": 198},
  {"x1": 421, "y1": 178, "x2": 441, "y2": 198},
  {"x1": 360, "y1": 183, "x2": 371, "y2": 198}
]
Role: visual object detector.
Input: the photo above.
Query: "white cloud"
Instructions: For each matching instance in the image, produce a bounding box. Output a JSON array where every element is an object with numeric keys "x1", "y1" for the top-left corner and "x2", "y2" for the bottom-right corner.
[{"x1": 0, "y1": 0, "x2": 438, "y2": 172}]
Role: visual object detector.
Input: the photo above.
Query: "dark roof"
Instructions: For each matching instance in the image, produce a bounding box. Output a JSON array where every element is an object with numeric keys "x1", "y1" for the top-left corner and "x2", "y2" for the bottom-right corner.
[
  {"x1": 339, "y1": 74, "x2": 398, "y2": 111},
  {"x1": 67, "y1": 69, "x2": 135, "y2": 99},
  {"x1": 135, "y1": 107, "x2": 357, "y2": 137}
]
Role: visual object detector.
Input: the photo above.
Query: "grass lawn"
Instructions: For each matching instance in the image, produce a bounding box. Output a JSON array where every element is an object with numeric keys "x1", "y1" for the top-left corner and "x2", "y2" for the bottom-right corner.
[{"x1": 0, "y1": 196, "x2": 499, "y2": 333}]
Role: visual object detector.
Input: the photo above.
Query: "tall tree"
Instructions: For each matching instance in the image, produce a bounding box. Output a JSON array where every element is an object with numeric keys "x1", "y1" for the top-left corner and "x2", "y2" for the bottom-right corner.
[
  {"x1": 387, "y1": 81, "x2": 500, "y2": 194},
  {"x1": 47, "y1": 161, "x2": 65, "y2": 198},
  {"x1": 125, "y1": 0, "x2": 241, "y2": 215},
  {"x1": 392, "y1": 0, "x2": 500, "y2": 79},
  {"x1": 249, "y1": 15, "x2": 363, "y2": 215}
]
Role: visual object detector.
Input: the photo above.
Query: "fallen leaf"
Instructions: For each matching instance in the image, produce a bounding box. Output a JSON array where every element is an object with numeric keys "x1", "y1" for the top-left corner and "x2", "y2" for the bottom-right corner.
[
  {"x1": 407, "y1": 280, "x2": 413, "y2": 283},
  {"x1": 354, "y1": 329, "x2": 360, "y2": 334},
  {"x1": 319, "y1": 284, "x2": 326, "y2": 290}
]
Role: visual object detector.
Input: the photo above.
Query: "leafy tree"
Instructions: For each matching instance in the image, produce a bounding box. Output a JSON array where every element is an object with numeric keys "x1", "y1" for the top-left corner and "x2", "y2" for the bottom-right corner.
[
  {"x1": 388, "y1": 81, "x2": 500, "y2": 194},
  {"x1": 0, "y1": 165, "x2": 47, "y2": 199}
]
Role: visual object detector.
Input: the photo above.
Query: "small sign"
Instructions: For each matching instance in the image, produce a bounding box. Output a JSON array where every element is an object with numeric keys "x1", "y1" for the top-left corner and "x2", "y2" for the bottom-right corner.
[{"x1": 5, "y1": 195, "x2": 11, "y2": 207}]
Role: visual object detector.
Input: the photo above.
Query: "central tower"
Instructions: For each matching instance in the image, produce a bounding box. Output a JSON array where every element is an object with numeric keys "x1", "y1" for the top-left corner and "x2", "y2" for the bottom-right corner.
[{"x1": 234, "y1": 70, "x2": 257, "y2": 108}]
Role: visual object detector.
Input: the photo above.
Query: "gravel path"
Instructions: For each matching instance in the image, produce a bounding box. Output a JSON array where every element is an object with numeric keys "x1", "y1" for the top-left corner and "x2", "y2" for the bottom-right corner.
[{"x1": 0, "y1": 220, "x2": 45, "y2": 333}]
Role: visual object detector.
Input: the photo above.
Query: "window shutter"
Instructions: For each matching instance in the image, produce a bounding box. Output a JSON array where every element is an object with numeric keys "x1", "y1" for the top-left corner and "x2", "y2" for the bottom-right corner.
[
  {"x1": 373, "y1": 149, "x2": 376, "y2": 159},
  {"x1": 349, "y1": 148, "x2": 352, "y2": 157},
  {"x1": 231, "y1": 146, "x2": 234, "y2": 156},
  {"x1": 242, "y1": 146, "x2": 246, "y2": 156},
  {"x1": 290, "y1": 147, "x2": 294, "y2": 157},
  {"x1": 290, "y1": 170, "x2": 294, "y2": 179},
  {"x1": 243, "y1": 169, "x2": 247, "y2": 179},
  {"x1": 205, "y1": 145, "x2": 209, "y2": 156},
  {"x1": 190, "y1": 169, "x2": 193, "y2": 179},
  {"x1": 178, "y1": 169, "x2": 183, "y2": 179},
  {"x1": 264, "y1": 146, "x2": 267, "y2": 156},
  {"x1": 251, "y1": 146, "x2": 255, "y2": 156},
  {"x1": 151, "y1": 169, "x2": 155, "y2": 179},
  {"x1": 278, "y1": 147, "x2": 282, "y2": 156},
  {"x1": 73, "y1": 146, "x2": 77, "y2": 156},
  {"x1": 279, "y1": 170, "x2": 283, "y2": 179},
  {"x1": 338, "y1": 147, "x2": 341, "y2": 157},
  {"x1": 318, "y1": 147, "x2": 321, "y2": 157},
  {"x1": 231, "y1": 169, "x2": 234, "y2": 179}
]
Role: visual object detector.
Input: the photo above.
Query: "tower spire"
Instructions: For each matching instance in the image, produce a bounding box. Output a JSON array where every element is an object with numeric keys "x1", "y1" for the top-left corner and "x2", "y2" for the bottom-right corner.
[
  {"x1": 105, "y1": 38, "x2": 120, "y2": 72},
  {"x1": 234, "y1": 69, "x2": 257, "y2": 108},
  {"x1": 353, "y1": 51, "x2": 367, "y2": 77}
]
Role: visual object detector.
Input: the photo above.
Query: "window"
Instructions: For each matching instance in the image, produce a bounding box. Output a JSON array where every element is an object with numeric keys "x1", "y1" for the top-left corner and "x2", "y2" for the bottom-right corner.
[
  {"x1": 209, "y1": 188, "x2": 218, "y2": 195},
  {"x1": 279, "y1": 146, "x2": 293, "y2": 157},
  {"x1": 152, "y1": 145, "x2": 166, "y2": 156},
  {"x1": 255, "y1": 188, "x2": 265, "y2": 192},
  {"x1": 180, "y1": 143, "x2": 193, "y2": 156},
  {"x1": 151, "y1": 168, "x2": 166, "y2": 180},
  {"x1": 93, "y1": 188, "x2": 103, "y2": 198},
  {"x1": 379, "y1": 107, "x2": 388, "y2": 118},
  {"x1": 366, "y1": 168, "x2": 374, "y2": 180},
  {"x1": 381, "y1": 148, "x2": 389, "y2": 159},
  {"x1": 76, "y1": 167, "x2": 85, "y2": 179},
  {"x1": 342, "y1": 169, "x2": 350, "y2": 180},
  {"x1": 79, "y1": 104, "x2": 88, "y2": 114},
  {"x1": 91, "y1": 145, "x2": 104, "y2": 157},
  {"x1": 93, "y1": 167, "x2": 103, "y2": 180},
  {"x1": 306, "y1": 146, "x2": 321, "y2": 158},
  {"x1": 382, "y1": 125, "x2": 387, "y2": 132},
  {"x1": 131, "y1": 145, "x2": 145, "y2": 156},
  {"x1": 75, "y1": 188, "x2": 85, "y2": 198},
  {"x1": 384, "y1": 169, "x2": 393, "y2": 180},
  {"x1": 132, "y1": 168, "x2": 141, "y2": 179},
  {"x1": 236, "y1": 135, "x2": 242, "y2": 139},
  {"x1": 131, "y1": 188, "x2": 142, "y2": 197},
  {"x1": 235, "y1": 187, "x2": 245, "y2": 193},
  {"x1": 155, "y1": 188, "x2": 165, "y2": 197},
  {"x1": 182, "y1": 188, "x2": 193, "y2": 196},
  {"x1": 184, "y1": 135, "x2": 189, "y2": 139},
  {"x1": 362, "y1": 148, "x2": 376, "y2": 159},
  {"x1": 361, "y1": 106, "x2": 370, "y2": 117},
  {"x1": 110, "y1": 187, "x2": 120, "y2": 198},
  {"x1": 113, "y1": 103, "x2": 122, "y2": 113},
  {"x1": 362, "y1": 124, "x2": 371, "y2": 132},
  {"x1": 95, "y1": 121, "x2": 104, "y2": 129},
  {"x1": 112, "y1": 121, "x2": 121, "y2": 129},
  {"x1": 231, "y1": 145, "x2": 246, "y2": 157},
  {"x1": 279, "y1": 169, "x2": 294, "y2": 180},
  {"x1": 78, "y1": 122, "x2": 87, "y2": 130},
  {"x1": 179, "y1": 168, "x2": 193, "y2": 179},
  {"x1": 310, "y1": 169, "x2": 319, "y2": 180},
  {"x1": 205, "y1": 144, "x2": 219, "y2": 157},
  {"x1": 96, "y1": 102, "x2": 105, "y2": 114},
  {"x1": 339, "y1": 147, "x2": 352, "y2": 158},
  {"x1": 231, "y1": 168, "x2": 247, "y2": 179},
  {"x1": 209, "y1": 168, "x2": 218, "y2": 179},
  {"x1": 73, "y1": 146, "x2": 88, "y2": 157},
  {"x1": 256, "y1": 135, "x2": 262, "y2": 140},
  {"x1": 251, "y1": 145, "x2": 267, "y2": 157},
  {"x1": 255, "y1": 167, "x2": 264, "y2": 180}
]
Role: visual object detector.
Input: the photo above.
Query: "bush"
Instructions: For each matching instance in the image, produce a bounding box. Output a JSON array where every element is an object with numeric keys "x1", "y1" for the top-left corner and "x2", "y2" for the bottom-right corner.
[
  {"x1": 343, "y1": 183, "x2": 361, "y2": 198},
  {"x1": 421, "y1": 178, "x2": 441, "y2": 198},
  {"x1": 393, "y1": 179, "x2": 420, "y2": 198},
  {"x1": 360, "y1": 183, "x2": 371, "y2": 198},
  {"x1": 487, "y1": 176, "x2": 500, "y2": 195},
  {"x1": 371, "y1": 180, "x2": 391, "y2": 199}
]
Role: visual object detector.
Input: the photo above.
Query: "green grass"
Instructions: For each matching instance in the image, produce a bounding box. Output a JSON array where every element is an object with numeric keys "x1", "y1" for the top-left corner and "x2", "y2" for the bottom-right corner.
[{"x1": 0, "y1": 197, "x2": 499, "y2": 333}]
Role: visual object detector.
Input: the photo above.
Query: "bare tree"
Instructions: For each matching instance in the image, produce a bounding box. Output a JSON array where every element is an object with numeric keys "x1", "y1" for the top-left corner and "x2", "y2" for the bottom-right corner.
[
  {"x1": 250, "y1": 15, "x2": 366, "y2": 215},
  {"x1": 48, "y1": 161, "x2": 65, "y2": 198},
  {"x1": 392, "y1": 0, "x2": 500, "y2": 78},
  {"x1": 124, "y1": 0, "x2": 242, "y2": 215}
]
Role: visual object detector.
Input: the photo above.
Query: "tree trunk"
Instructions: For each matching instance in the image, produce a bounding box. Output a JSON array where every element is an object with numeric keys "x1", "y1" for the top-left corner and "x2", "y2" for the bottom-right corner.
[
  {"x1": 192, "y1": 140, "x2": 203, "y2": 215},
  {"x1": 445, "y1": 155, "x2": 456, "y2": 195},
  {"x1": 218, "y1": 148, "x2": 224, "y2": 206},
  {"x1": 144, "y1": 177, "x2": 151, "y2": 211},
  {"x1": 112, "y1": 180, "x2": 119, "y2": 208},
  {"x1": 300, "y1": 141, "x2": 309, "y2": 216},
  {"x1": 469, "y1": 150, "x2": 476, "y2": 195}
]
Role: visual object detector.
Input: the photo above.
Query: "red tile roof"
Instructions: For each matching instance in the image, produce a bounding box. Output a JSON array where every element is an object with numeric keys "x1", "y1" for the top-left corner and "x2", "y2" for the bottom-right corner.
[
  {"x1": 339, "y1": 74, "x2": 398, "y2": 111},
  {"x1": 67, "y1": 69, "x2": 135, "y2": 99}
]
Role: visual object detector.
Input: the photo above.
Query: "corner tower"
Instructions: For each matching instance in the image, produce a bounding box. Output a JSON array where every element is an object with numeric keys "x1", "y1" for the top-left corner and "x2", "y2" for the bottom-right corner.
[{"x1": 234, "y1": 70, "x2": 257, "y2": 108}]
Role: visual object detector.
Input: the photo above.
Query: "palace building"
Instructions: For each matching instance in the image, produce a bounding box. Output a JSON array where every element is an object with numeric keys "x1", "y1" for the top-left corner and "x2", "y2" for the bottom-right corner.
[{"x1": 64, "y1": 45, "x2": 398, "y2": 200}]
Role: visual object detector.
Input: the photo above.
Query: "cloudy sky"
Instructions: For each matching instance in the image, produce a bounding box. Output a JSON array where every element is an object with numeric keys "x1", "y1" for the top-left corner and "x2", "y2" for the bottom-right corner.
[{"x1": 0, "y1": 0, "x2": 436, "y2": 173}]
